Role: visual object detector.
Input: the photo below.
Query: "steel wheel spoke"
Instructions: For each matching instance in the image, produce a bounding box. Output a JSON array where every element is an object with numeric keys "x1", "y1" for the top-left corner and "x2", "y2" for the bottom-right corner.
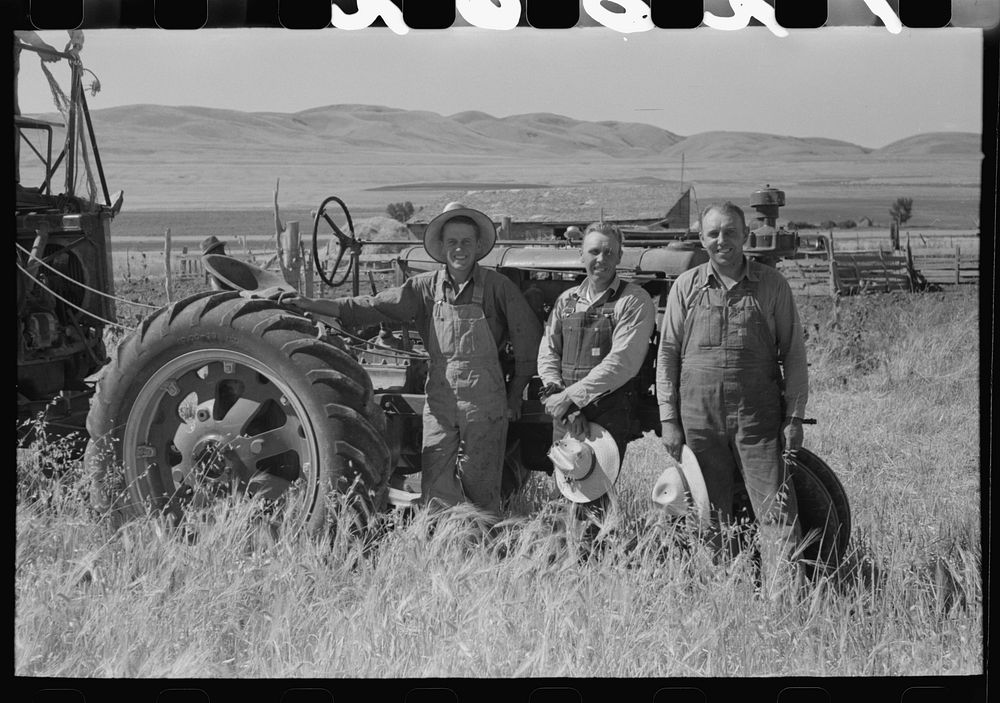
[
  {"x1": 228, "y1": 419, "x2": 303, "y2": 470},
  {"x1": 217, "y1": 397, "x2": 264, "y2": 435},
  {"x1": 123, "y1": 347, "x2": 322, "y2": 531}
]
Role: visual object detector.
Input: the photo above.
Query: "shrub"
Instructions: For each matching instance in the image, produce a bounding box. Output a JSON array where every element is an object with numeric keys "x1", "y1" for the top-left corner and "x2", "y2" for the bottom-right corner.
[
  {"x1": 836, "y1": 219, "x2": 857, "y2": 229},
  {"x1": 386, "y1": 201, "x2": 415, "y2": 223},
  {"x1": 890, "y1": 197, "x2": 913, "y2": 226}
]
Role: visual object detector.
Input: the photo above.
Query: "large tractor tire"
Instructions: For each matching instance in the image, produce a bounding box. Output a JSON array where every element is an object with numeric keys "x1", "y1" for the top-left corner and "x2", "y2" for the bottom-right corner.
[{"x1": 84, "y1": 291, "x2": 392, "y2": 536}]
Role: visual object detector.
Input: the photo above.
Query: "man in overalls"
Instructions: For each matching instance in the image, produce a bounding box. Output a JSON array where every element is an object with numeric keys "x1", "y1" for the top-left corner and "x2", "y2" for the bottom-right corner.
[
  {"x1": 537, "y1": 221, "x2": 656, "y2": 530},
  {"x1": 288, "y1": 204, "x2": 541, "y2": 517},
  {"x1": 656, "y1": 202, "x2": 808, "y2": 597}
]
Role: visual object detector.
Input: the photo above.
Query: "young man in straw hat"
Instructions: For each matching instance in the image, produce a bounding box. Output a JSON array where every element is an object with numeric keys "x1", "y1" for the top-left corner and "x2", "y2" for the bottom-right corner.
[
  {"x1": 537, "y1": 221, "x2": 656, "y2": 534},
  {"x1": 657, "y1": 201, "x2": 808, "y2": 597},
  {"x1": 284, "y1": 203, "x2": 541, "y2": 517}
]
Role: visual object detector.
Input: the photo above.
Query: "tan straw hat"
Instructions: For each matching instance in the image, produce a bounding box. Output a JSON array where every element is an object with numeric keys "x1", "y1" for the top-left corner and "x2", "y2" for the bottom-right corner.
[
  {"x1": 548, "y1": 423, "x2": 621, "y2": 503},
  {"x1": 651, "y1": 445, "x2": 711, "y2": 526},
  {"x1": 423, "y1": 202, "x2": 497, "y2": 264}
]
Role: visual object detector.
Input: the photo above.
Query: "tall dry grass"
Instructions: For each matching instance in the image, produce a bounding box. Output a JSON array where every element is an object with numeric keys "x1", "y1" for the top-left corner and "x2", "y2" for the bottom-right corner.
[{"x1": 16, "y1": 288, "x2": 981, "y2": 677}]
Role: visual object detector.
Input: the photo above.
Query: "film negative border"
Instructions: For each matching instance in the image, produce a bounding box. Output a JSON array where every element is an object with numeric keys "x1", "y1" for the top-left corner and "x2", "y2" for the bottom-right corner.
[
  {"x1": 23, "y1": 676, "x2": 993, "y2": 701},
  {"x1": 13, "y1": 0, "x2": 1000, "y2": 31},
  {"x1": 9, "y1": 4, "x2": 994, "y2": 703}
]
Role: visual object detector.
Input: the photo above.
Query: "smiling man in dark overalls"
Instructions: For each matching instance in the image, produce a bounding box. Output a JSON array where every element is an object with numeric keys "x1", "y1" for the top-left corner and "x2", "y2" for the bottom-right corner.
[
  {"x1": 288, "y1": 204, "x2": 541, "y2": 517},
  {"x1": 537, "y1": 221, "x2": 656, "y2": 537},
  {"x1": 657, "y1": 201, "x2": 808, "y2": 599}
]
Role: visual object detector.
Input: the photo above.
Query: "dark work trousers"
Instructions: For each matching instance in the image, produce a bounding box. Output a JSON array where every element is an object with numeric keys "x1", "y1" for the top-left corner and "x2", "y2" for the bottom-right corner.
[
  {"x1": 551, "y1": 385, "x2": 636, "y2": 534},
  {"x1": 678, "y1": 281, "x2": 802, "y2": 591}
]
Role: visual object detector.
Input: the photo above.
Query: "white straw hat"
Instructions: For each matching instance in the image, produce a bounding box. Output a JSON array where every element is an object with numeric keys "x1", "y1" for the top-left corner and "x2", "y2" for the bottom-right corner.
[
  {"x1": 423, "y1": 202, "x2": 497, "y2": 264},
  {"x1": 651, "y1": 444, "x2": 711, "y2": 526},
  {"x1": 548, "y1": 423, "x2": 621, "y2": 503}
]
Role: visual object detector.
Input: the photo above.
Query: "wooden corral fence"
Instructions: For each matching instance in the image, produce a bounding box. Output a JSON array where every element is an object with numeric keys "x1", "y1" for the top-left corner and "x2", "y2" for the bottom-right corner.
[
  {"x1": 174, "y1": 248, "x2": 206, "y2": 280},
  {"x1": 908, "y1": 246, "x2": 980, "y2": 286},
  {"x1": 779, "y1": 235, "x2": 980, "y2": 296}
]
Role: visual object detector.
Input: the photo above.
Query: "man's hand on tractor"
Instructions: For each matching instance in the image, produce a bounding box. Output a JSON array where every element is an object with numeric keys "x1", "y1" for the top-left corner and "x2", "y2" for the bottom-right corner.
[
  {"x1": 239, "y1": 285, "x2": 295, "y2": 301},
  {"x1": 660, "y1": 420, "x2": 684, "y2": 461},
  {"x1": 781, "y1": 417, "x2": 804, "y2": 454},
  {"x1": 272, "y1": 293, "x2": 343, "y2": 319}
]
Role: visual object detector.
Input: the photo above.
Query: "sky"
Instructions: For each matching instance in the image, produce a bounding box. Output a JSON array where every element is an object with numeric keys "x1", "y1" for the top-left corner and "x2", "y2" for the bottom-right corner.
[{"x1": 16, "y1": 26, "x2": 984, "y2": 149}]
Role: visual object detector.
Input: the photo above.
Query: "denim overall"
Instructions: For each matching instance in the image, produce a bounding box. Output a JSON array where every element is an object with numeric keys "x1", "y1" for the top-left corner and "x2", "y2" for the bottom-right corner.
[
  {"x1": 679, "y1": 274, "x2": 801, "y2": 567},
  {"x1": 556, "y1": 280, "x2": 636, "y2": 459},
  {"x1": 420, "y1": 272, "x2": 508, "y2": 514}
]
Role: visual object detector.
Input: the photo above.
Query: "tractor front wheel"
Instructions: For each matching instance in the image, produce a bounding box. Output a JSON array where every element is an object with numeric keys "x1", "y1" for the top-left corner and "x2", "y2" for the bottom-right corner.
[{"x1": 84, "y1": 291, "x2": 391, "y2": 536}]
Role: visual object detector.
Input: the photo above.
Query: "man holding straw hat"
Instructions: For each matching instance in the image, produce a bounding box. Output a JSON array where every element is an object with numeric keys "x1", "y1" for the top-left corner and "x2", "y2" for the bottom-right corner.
[
  {"x1": 538, "y1": 221, "x2": 656, "y2": 538},
  {"x1": 657, "y1": 201, "x2": 808, "y2": 596}
]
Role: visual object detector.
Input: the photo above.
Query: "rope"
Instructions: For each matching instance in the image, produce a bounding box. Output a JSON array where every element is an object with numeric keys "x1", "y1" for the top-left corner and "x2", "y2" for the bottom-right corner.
[
  {"x1": 344, "y1": 341, "x2": 429, "y2": 361},
  {"x1": 15, "y1": 261, "x2": 134, "y2": 332},
  {"x1": 16, "y1": 242, "x2": 159, "y2": 309},
  {"x1": 333, "y1": 324, "x2": 428, "y2": 360},
  {"x1": 40, "y1": 57, "x2": 97, "y2": 205}
]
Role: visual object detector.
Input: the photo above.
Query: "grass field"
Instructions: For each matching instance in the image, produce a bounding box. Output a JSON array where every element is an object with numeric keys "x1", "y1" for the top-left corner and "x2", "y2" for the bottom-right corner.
[{"x1": 15, "y1": 272, "x2": 982, "y2": 677}]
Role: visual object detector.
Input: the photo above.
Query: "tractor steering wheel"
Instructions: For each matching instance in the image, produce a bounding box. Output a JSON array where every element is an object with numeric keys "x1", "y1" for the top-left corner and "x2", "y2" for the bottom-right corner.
[{"x1": 312, "y1": 196, "x2": 357, "y2": 288}]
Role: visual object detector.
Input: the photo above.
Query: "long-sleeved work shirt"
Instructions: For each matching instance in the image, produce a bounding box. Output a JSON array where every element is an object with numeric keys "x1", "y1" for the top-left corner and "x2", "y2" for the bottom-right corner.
[
  {"x1": 656, "y1": 258, "x2": 808, "y2": 423},
  {"x1": 537, "y1": 275, "x2": 656, "y2": 409},
  {"x1": 335, "y1": 264, "x2": 542, "y2": 380}
]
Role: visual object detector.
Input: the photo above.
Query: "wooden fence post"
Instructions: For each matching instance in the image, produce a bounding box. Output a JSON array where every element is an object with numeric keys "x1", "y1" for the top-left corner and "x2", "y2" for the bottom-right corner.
[
  {"x1": 954, "y1": 245, "x2": 961, "y2": 284},
  {"x1": 302, "y1": 236, "x2": 314, "y2": 297},
  {"x1": 827, "y1": 230, "x2": 839, "y2": 297},
  {"x1": 904, "y1": 233, "x2": 915, "y2": 291},
  {"x1": 164, "y1": 227, "x2": 173, "y2": 303},
  {"x1": 285, "y1": 221, "x2": 302, "y2": 289}
]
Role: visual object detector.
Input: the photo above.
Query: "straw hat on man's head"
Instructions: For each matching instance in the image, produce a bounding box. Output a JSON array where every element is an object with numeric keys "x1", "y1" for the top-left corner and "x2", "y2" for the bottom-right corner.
[
  {"x1": 651, "y1": 445, "x2": 711, "y2": 527},
  {"x1": 548, "y1": 422, "x2": 621, "y2": 503},
  {"x1": 423, "y1": 202, "x2": 497, "y2": 264}
]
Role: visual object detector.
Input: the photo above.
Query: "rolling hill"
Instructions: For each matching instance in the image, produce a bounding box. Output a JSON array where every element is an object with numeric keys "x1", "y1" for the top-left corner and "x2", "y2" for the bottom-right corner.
[
  {"x1": 51, "y1": 103, "x2": 978, "y2": 161},
  {"x1": 873, "y1": 132, "x2": 982, "y2": 156}
]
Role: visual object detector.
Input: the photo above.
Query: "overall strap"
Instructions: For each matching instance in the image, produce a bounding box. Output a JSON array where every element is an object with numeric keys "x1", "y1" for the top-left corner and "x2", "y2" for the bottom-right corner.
[
  {"x1": 433, "y1": 270, "x2": 446, "y2": 304},
  {"x1": 471, "y1": 273, "x2": 485, "y2": 307},
  {"x1": 680, "y1": 272, "x2": 713, "y2": 359}
]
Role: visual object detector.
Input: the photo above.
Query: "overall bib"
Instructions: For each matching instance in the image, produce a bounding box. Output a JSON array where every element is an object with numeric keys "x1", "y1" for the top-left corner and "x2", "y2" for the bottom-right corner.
[
  {"x1": 556, "y1": 282, "x2": 636, "y2": 460},
  {"x1": 679, "y1": 276, "x2": 801, "y2": 568},
  {"x1": 421, "y1": 273, "x2": 508, "y2": 514}
]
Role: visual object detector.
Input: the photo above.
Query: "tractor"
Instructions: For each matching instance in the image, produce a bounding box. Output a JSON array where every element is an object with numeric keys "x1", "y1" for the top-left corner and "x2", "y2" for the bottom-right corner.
[
  {"x1": 83, "y1": 189, "x2": 851, "y2": 574},
  {"x1": 16, "y1": 35, "x2": 122, "y2": 442}
]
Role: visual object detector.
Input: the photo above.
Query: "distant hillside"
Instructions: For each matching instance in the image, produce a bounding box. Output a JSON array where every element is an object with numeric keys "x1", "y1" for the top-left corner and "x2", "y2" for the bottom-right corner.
[
  {"x1": 80, "y1": 104, "x2": 684, "y2": 158},
  {"x1": 663, "y1": 131, "x2": 870, "y2": 161},
  {"x1": 35, "y1": 103, "x2": 977, "y2": 162},
  {"x1": 873, "y1": 132, "x2": 981, "y2": 156}
]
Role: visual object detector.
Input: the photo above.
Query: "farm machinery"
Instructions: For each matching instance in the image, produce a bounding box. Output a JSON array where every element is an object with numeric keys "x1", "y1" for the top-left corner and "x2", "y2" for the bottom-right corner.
[
  {"x1": 15, "y1": 36, "x2": 122, "y2": 438},
  {"x1": 83, "y1": 188, "x2": 851, "y2": 574}
]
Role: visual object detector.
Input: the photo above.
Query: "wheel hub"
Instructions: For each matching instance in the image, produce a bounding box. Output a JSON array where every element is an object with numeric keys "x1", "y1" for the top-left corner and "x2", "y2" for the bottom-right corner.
[{"x1": 172, "y1": 399, "x2": 251, "y2": 490}]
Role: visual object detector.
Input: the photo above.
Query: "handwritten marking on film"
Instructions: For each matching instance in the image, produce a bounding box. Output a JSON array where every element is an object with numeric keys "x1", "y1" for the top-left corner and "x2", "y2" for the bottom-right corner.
[{"x1": 328, "y1": 0, "x2": 904, "y2": 36}]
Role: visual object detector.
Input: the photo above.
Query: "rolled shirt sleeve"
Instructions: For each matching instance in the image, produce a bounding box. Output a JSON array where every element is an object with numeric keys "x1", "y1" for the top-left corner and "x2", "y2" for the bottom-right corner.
[{"x1": 564, "y1": 283, "x2": 656, "y2": 409}]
